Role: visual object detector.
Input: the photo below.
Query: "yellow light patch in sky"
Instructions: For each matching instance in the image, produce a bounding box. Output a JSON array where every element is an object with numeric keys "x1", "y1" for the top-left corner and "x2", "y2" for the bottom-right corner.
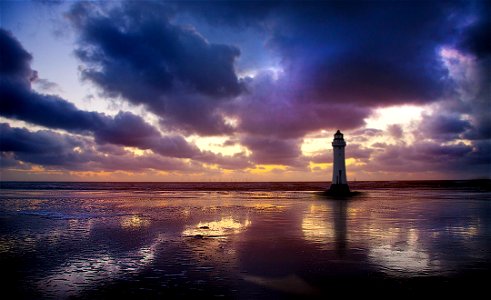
[
  {"x1": 123, "y1": 147, "x2": 152, "y2": 156},
  {"x1": 73, "y1": 146, "x2": 83, "y2": 153},
  {"x1": 301, "y1": 137, "x2": 330, "y2": 155},
  {"x1": 24, "y1": 165, "x2": 64, "y2": 175},
  {"x1": 345, "y1": 158, "x2": 358, "y2": 166},
  {"x1": 309, "y1": 162, "x2": 331, "y2": 171},
  {"x1": 362, "y1": 104, "x2": 428, "y2": 146},
  {"x1": 365, "y1": 105, "x2": 425, "y2": 130},
  {"x1": 202, "y1": 163, "x2": 220, "y2": 170},
  {"x1": 442, "y1": 139, "x2": 472, "y2": 146},
  {"x1": 187, "y1": 135, "x2": 245, "y2": 156},
  {"x1": 221, "y1": 169, "x2": 234, "y2": 175},
  {"x1": 155, "y1": 170, "x2": 171, "y2": 176},
  {"x1": 68, "y1": 170, "x2": 114, "y2": 178},
  {"x1": 247, "y1": 164, "x2": 288, "y2": 174}
]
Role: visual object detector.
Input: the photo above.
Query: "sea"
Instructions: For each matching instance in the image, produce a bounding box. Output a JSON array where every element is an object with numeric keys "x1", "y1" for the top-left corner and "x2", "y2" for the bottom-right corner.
[{"x1": 1, "y1": 180, "x2": 490, "y2": 299}]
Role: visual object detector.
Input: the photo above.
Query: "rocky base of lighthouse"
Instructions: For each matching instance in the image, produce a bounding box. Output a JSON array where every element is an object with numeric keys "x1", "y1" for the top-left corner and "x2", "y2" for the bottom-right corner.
[{"x1": 327, "y1": 184, "x2": 351, "y2": 196}]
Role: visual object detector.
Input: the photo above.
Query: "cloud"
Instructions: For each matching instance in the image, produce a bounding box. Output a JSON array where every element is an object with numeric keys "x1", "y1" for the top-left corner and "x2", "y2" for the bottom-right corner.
[
  {"x1": 2, "y1": 1, "x2": 489, "y2": 179},
  {"x1": 68, "y1": 1, "x2": 242, "y2": 135},
  {"x1": 88, "y1": 152, "x2": 194, "y2": 173},
  {"x1": 1, "y1": 79, "x2": 106, "y2": 132},
  {"x1": 157, "y1": 91, "x2": 235, "y2": 135},
  {"x1": 33, "y1": 78, "x2": 61, "y2": 92},
  {"x1": 356, "y1": 140, "x2": 489, "y2": 178},
  {"x1": 241, "y1": 135, "x2": 302, "y2": 166},
  {"x1": 231, "y1": 71, "x2": 369, "y2": 139},
  {"x1": 93, "y1": 111, "x2": 161, "y2": 146},
  {"x1": 0, "y1": 28, "x2": 34, "y2": 84},
  {"x1": 0, "y1": 122, "x2": 254, "y2": 175},
  {"x1": 465, "y1": 58, "x2": 491, "y2": 140},
  {"x1": 0, "y1": 28, "x2": 200, "y2": 159},
  {"x1": 457, "y1": 1, "x2": 491, "y2": 58},
  {"x1": 183, "y1": 1, "x2": 460, "y2": 106},
  {"x1": 64, "y1": 1, "x2": 489, "y2": 174},
  {"x1": 0, "y1": 123, "x2": 197, "y2": 173},
  {"x1": 387, "y1": 124, "x2": 404, "y2": 139},
  {"x1": 195, "y1": 151, "x2": 252, "y2": 170},
  {"x1": 0, "y1": 123, "x2": 90, "y2": 167},
  {"x1": 419, "y1": 114, "x2": 471, "y2": 141}
]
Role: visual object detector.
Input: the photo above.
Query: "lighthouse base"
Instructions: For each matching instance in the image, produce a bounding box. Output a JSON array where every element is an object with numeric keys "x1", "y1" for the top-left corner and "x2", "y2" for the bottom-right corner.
[{"x1": 327, "y1": 184, "x2": 351, "y2": 196}]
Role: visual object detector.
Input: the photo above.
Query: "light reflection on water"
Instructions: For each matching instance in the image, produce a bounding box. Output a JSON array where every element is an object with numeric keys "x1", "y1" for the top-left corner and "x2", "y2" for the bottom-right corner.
[
  {"x1": 302, "y1": 204, "x2": 335, "y2": 248},
  {"x1": 120, "y1": 215, "x2": 151, "y2": 229},
  {"x1": 1, "y1": 183, "x2": 490, "y2": 298},
  {"x1": 37, "y1": 233, "x2": 165, "y2": 298},
  {"x1": 182, "y1": 217, "x2": 251, "y2": 238},
  {"x1": 367, "y1": 227, "x2": 437, "y2": 275}
]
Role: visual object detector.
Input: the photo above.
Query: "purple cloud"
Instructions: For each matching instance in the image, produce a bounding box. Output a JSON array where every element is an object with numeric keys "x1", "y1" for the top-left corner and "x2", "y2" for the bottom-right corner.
[
  {"x1": 68, "y1": 1, "x2": 242, "y2": 135},
  {"x1": 241, "y1": 135, "x2": 302, "y2": 166},
  {"x1": 0, "y1": 29, "x2": 200, "y2": 159}
]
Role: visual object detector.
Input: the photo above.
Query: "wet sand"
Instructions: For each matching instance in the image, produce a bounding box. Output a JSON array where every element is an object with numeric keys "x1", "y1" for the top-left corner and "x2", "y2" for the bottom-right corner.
[{"x1": 1, "y1": 181, "x2": 490, "y2": 298}]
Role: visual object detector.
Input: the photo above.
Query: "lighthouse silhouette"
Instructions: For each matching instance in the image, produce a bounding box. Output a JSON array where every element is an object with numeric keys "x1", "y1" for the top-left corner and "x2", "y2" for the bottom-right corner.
[{"x1": 328, "y1": 130, "x2": 351, "y2": 195}]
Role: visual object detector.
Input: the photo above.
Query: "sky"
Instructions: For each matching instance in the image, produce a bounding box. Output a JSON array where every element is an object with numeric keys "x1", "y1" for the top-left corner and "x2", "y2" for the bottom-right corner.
[{"x1": 0, "y1": 0, "x2": 490, "y2": 182}]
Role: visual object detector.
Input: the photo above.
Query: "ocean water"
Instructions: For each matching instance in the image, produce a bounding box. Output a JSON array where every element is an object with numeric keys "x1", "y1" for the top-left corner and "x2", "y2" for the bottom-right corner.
[{"x1": 1, "y1": 181, "x2": 490, "y2": 299}]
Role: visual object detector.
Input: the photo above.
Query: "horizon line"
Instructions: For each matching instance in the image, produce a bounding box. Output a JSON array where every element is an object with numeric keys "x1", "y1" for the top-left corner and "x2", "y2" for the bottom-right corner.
[{"x1": 1, "y1": 179, "x2": 489, "y2": 183}]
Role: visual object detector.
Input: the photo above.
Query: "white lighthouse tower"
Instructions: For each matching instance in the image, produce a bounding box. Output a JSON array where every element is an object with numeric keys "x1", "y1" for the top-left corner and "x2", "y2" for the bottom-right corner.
[{"x1": 328, "y1": 130, "x2": 350, "y2": 195}]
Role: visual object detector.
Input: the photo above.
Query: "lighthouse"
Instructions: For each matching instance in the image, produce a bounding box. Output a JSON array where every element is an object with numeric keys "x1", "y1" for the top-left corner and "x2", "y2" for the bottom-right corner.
[{"x1": 328, "y1": 130, "x2": 351, "y2": 195}]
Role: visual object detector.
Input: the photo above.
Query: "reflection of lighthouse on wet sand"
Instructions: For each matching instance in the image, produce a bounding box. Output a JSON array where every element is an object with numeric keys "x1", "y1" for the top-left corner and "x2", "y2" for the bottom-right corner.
[{"x1": 328, "y1": 130, "x2": 351, "y2": 195}]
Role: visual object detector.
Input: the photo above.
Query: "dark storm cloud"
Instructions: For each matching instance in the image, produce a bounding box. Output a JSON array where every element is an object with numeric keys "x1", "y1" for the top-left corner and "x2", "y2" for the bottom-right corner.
[
  {"x1": 68, "y1": 1, "x2": 242, "y2": 135},
  {"x1": 0, "y1": 28, "x2": 200, "y2": 158},
  {"x1": 386, "y1": 141, "x2": 481, "y2": 171},
  {"x1": 182, "y1": 0, "x2": 478, "y2": 146},
  {"x1": 0, "y1": 123, "x2": 195, "y2": 172},
  {"x1": 0, "y1": 123, "x2": 90, "y2": 167},
  {"x1": 457, "y1": 1, "x2": 491, "y2": 58},
  {"x1": 288, "y1": 3, "x2": 457, "y2": 105},
  {"x1": 93, "y1": 111, "x2": 160, "y2": 147},
  {"x1": 361, "y1": 141, "x2": 490, "y2": 177},
  {"x1": 417, "y1": 1, "x2": 491, "y2": 143},
  {"x1": 0, "y1": 28, "x2": 34, "y2": 83},
  {"x1": 419, "y1": 114, "x2": 472, "y2": 141},
  {"x1": 0, "y1": 152, "x2": 27, "y2": 169},
  {"x1": 157, "y1": 92, "x2": 234, "y2": 135},
  {"x1": 92, "y1": 111, "x2": 201, "y2": 159},
  {"x1": 0, "y1": 29, "x2": 239, "y2": 170},
  {"x1": 465, "y1": 58, "x2": 491, "y2": 140},
  {"x1": 450, "y1": 1, "x2": 491, "y2": 142},
  {"x1": 182, "y1": 1, "x2": 460, "y2": 105},
  {"x1": 0, "y1": 28, "x2": 103, "y2": 132},
  {"x1": 232, "y1": 72, "x2": 368, "y2": 139},
  {"x1": 0, "y1": 80, "x2": 105, "y2": 132}
]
